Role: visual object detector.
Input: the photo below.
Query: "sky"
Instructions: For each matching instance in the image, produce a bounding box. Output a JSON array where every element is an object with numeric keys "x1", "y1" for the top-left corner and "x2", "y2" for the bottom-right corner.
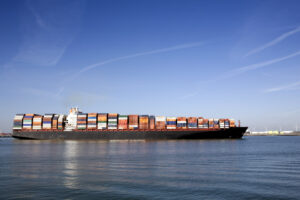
[{"x1": 1, "y1": 0, "x2": 300, "y2": 132}]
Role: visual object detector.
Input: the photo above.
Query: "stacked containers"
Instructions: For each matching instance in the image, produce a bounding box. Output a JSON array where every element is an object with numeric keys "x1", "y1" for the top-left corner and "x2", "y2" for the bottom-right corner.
[
  {"x1": 177, "y1": 117, "x2": 187, "y2": 129},
  {"x1": 77, "y1": 113, "x2": 87, "y2": 130},
  {"x1": 139, "y1": 115, "x2": 149, "y2": 129},
  {"x1": 43, "y1": 114, "x2": 53, "y2": 130},
  {"x1": 166, "y1": 117, "x2": 176, "y2": 129},
  {"x1": 219, "y1": 119, "x2": 225, "y2": 129},
  {"x1": 202, "y1": 119, "x2": 209, "y2": 128},
  {"x1": 118, "y1": 115, "x2": 128, "y2": 129},
  {"x1": 188, "y1": 117, "x2": 197, "y2": 128},
  {"x1": 97, "y1": 113, "x2": 107, "y2": 129},
  {"x1": 32, "y1": 115, "x2": 42, "y2": 130},
  {"x1": 198, "y1": 117, "x2": 204, "y2": 128},
  {"x1": 224, "y1": 119, "x2": 230, "y2": 128},
  {"x1": 58, "y1": 115, "x2": 65, "y2": 130},
  {"x1": 13, "y1": 114, "x2": 24, "y2": 130},
  {"x1": 149, "y1": 116, "x2": 155, "y2": 129},
  {"x1": 155, "y1": 116, "x2": 166, "y2": 129},
  {"x1": 129, "y1": 115, "x2": 138, "y2": 130},
  {"x1": 230, "y1": 119, "x2": 235, "y2": 127},
  {"x1": 208, "y1": 119, "x2": 214, "y2": 128},
  {"x1": 108, "y1": 113, "x2": 118, "y2": 129},
  {"x1": 87, "y1": 113, "x2": 97, "y2": 130},
  {"x1": 52, "y1": 114, "x2": 59, "y2": 130},
  {"x1": 213, "y1": 119, "x2": 219, "y2": 128},
  {"x1": 23, "y1": 114, "x2": 34, "y2": 129}
]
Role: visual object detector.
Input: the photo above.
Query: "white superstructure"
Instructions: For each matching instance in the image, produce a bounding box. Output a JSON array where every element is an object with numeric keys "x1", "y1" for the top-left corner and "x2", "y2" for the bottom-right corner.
[{"x1": 64, "y1": 107, "x2": 81, "y2": 131}]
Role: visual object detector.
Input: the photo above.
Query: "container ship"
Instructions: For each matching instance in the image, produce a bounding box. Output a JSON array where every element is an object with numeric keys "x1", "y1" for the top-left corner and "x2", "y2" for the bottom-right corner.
[{"x1": 12, "y1": 108, "x2": 247, "y2": 140}]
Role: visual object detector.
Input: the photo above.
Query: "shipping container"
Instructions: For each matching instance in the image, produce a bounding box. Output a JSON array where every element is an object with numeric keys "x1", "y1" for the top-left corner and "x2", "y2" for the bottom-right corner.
[
  {"x1": 77, "y1": 113, "x2": 87, "y2": 130},
  {"x1": 167, "y1": 117, "x2": 176, "y2": 129},
  {"x1": 128, "y1": 115, "x2": 138, "y2": 129},
  {"x1": 97, "y1": 113, "x2": 107, "y2": 129},
  {"x1": 32, "y1": 115, "x2": 42, "y2": 130},
  {"x1": 188, "y1": 117, "x2": 197, "y2": 128},
  {"x1": 43, "y1": 114, "x2": 53, "y2": 130},
  {"x1": 230, "y1": 119, "x2": 236, "y2": 128},
  {"x1": 108, "y1": 113, "x2": 118, "y2": 129},
  {"x1": 149, "y1": 115, "x2": 155, "y2": 129},
  {"x1": 52, "y1": 114, "x2": 59, "y2": 130},
  {"x1": 13, "y1": 114, "x2": 24, "y2": 130},
  {"x1": 155, "y1": 116, "x2": 166, "y2": 129},
  {"x1": 58, "y1": 115, "x2": 65, "y2": 130},
  {"x1": 118, "y1": 115, "x2": 128, "y2": 129},
  {"x1": 177, "y1": 117, "x2": 187, "y2": 129},
  {"x1": 88, "y1": 113, "x2": 97, "y2": 130},
  {"x1": 23, "y1": 114, "x2": 35, "y2": 129},
  {"x1": 139, "y1": 115, "x2": 149, "y2": 129}
]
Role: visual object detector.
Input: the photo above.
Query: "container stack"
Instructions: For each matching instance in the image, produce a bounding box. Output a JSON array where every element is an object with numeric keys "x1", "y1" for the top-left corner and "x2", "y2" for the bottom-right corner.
[
  {"x1": 43, "y1": 114, "x2": 53, "y2": 130},
  {"x1": 208, "y1": 119, "x2": 214, "y2": 128},
  {"x1": 23, "y1": 114, "x2": 34, "y2": 129},
  {"x1": 129, "y1": 115, "x2": 138, "y2": 129},
  {"x1": 213, "y1": 119, "x2": 219, "y2": 128},
  {"x1": 108, "y1": 113, "x2": 118, "y2": 129},
  {"x1": 52, "y1": 114, "x2": 59, "y2": 130},
  {"x1": 97, "y1": 113, "x2": 107, "y2": 129},
  {"x1": 13, "y1": 114, "x2": 24, "y2": 130},
  {"x1": 219, "y1": 119, "x2": 225, "y2": 129},
  {"x1": 198, "y1": 117, "x2": 204, "y2": 128},
  {"x1": 139, "y1": 115, "x2": 149, "y2": 129},
  {"x1": 32, "y1": 115, "x2": 42, "y2": 130},
  {"x1": 224, "y1": 119, "x2": 230, "y2": 128},
  {"x1": 149, "y1": 116, "x2": 155, "y2": 129},
  {"x1": 177, "y1": 117, "x2": 187, "y2": 129},
  {"x1": 155, "y1": 116, "x2": 166, "y2": 129},
  {"x1": 188, "y1": 117, "x2": 197, "y2": 128},
  {"x1": 166, "y1": 117, "x2": 176, "y2": 129},
  {"x1": 58, "y1": 115, "x2": 65, "y2": 130},
  {"x1": 118, "y1": 115, "x2": 128, "y2": 129},
  {"x1": 87, "y1": 113, "x2": 97, "y2": 130},
  {"x1": 77, "y1": 113, "x2": 87, "y2": 130},
  {"x1": 230, "y1": 119, "x2": 235, "y2": 127},
  {"x1": 202, "y1": 119, "x2": 209, "y2": 128}
]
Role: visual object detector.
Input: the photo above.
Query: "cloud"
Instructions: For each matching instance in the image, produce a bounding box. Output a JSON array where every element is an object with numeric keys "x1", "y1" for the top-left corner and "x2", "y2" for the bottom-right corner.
[
  {"x1": 181, "y1": 50, "x2": 300, "y2": 99},
  {"x1": 11, "y1": 0, "x2": 85, "y2": 66},
  {"x1": 21, "y1": 87, "x2": 61, "y2": 100},
  {"x1": 66, "y1": 42, "x2": 206, "y2": 82},
  {"x1": 264, "y1": 80, "x2": 300, "y2": 93},
  {"x1": 236, "y1": 50, "x2": 300, "y2": 73},
  {"x1": 244, "y1": 26, "x2": 300, "y2": 57}
]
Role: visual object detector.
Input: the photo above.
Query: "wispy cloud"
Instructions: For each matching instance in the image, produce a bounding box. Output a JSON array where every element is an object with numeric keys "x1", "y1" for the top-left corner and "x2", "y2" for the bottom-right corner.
[
  {"x1": 27, "y1": 1, "x2": 48, "y2": 30},
  {"x1": 21, "y1": 87, "x2": 62, "y2": 100},
  {"x1": 244, "y1": 26, "x2": 300, "y2": 57},
  {"x1": 236, "y1": 50, "x2": 300, "y2": 73},
  {"x1": 264, "y1": 80, "x2": 300, "y2": 93},
  {"x1": 10, "y1": 0, "x2": 85, "y2": 67},
  {"x1": 181, "y1": 50, "x2": 300, "y2": 99},
  {"x1": 66, "y1": 42, "x2": 206, "y2": 82}
]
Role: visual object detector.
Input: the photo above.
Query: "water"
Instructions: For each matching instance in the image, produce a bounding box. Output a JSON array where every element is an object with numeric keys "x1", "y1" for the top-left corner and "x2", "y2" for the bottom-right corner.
[{"x1": 0, "y1": 136, "x2": 300, "y2": 200}]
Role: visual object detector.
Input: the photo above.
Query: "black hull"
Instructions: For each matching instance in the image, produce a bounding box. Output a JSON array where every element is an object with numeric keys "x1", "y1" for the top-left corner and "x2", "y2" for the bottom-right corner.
[{"x1": 12, "y1": 127, "x2": 247, "y2": 140}]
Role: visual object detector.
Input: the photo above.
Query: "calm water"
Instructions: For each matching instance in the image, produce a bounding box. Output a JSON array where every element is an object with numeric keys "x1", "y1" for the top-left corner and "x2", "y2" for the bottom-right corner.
[{"x1": 0, "y1": 136, "x2": 300, "y2": 200}]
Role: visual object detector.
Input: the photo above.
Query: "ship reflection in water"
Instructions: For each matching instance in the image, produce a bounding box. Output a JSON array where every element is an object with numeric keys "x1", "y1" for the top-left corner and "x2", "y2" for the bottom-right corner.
[{"x1": 2, "y1": 137, "x2": 300, "y2": 199}]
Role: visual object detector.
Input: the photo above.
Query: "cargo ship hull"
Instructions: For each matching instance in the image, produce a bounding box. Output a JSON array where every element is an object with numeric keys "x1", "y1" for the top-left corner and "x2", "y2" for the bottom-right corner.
[{"x1": 12, "y1": 127, "x2": 247, "y2": 140}]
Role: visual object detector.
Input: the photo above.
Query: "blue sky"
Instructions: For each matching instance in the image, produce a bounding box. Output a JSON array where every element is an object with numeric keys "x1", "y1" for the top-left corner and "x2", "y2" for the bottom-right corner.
[{"x1": 1, "y1": 0, "x2": 300, "y2": 132}]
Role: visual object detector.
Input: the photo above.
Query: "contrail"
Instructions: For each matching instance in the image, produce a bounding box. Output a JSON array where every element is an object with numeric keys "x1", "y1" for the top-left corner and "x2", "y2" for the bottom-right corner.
[
  {"x1": 181, "y1": 50, "x2": 300, "y2": 99},
  {"x1": 237, "y1": 50, "x2": 300, "y2": 73},
  {"x1": 264, "y1": 80, "x2": 300, "y2": 93},
  {"x1": 66, "y1": 42, "x2": 205, "y2": 82},
  {"x1": 244, "y1": 26, "x2": 300, "y2": 57}
]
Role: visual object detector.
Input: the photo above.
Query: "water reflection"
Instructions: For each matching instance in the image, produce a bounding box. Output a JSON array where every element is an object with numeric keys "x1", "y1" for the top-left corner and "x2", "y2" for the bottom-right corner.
[{"x1": 63, "y1": 141, "x2": 79, "y2": 189}]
